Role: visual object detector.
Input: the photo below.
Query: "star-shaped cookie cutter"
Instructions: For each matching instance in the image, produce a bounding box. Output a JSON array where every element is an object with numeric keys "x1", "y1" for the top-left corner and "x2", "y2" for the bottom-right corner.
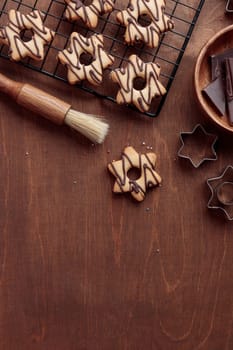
[
  {"x1": 207, "y1": 165, "x2": 233, "y2": 221},
  {"x1": 178, "y1": 124, "x2": 218, "y2": 168},
  {"x1": 108, "y1": 146, "x2": 162, "y2": 202}
]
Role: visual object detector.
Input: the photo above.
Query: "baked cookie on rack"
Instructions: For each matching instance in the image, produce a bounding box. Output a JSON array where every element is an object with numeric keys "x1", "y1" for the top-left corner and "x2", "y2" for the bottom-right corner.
[
  {"x1": 108, "y1": 146, "x2": 162, "y2": 202},
  {"x1": 110, "y1": 54, "x2": 166, "y2": 112},
  {"x1": 116, "y1": 0, "x2": 174, "y2": 48},
  {"x1": 58, "y1": 32, "x2": 114, "y2": 85},
  {"x1": 64, "y1": 0, "x2": 114, "y2": 28},
  {"x1": 0, "y1": 9, "x2": 55, "y2": 61}
]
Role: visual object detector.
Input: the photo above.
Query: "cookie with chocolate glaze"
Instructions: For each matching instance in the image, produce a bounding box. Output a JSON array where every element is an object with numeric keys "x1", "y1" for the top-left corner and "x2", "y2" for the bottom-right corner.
[
  {"x1": 110, "y1": 54, "x2": 166, "y2": 112},
  {"x1": 108, "y1": 146, "x2": 162, "y2": 202},
  {"x1": 0, "y1": 9, "x2": 55, "y2": 61},
  {"x1": 64, "y1": 0, "x2": 114, "y2": 28},
  {"x1": 58, "y1": 32, "x2": 114, "y2": 85},
  {"x1": 116, "y1": 0, "x2": 174, "y2": 48}
]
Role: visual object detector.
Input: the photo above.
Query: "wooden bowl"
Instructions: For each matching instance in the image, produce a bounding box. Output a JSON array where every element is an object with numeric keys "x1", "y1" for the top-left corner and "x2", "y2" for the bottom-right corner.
[{"x1": 194, "y1": 25, "x2": 233, "y2": 133}]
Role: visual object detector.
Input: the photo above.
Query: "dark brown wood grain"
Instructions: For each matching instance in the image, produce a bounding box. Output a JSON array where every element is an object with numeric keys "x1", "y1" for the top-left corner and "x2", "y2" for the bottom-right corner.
[{"x1": 0, "y1": 1, "x2": 233, "y2": 349}]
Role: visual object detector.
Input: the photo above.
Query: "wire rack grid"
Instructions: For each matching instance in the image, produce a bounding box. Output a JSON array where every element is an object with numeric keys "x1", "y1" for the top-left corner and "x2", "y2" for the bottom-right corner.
[{"x1": 0, "y1": 0, "x2": 205, "y2": 117}]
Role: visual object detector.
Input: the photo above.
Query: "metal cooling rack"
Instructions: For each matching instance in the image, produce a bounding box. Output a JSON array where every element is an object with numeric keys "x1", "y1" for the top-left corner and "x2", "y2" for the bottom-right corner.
[{"x1": 0, "y1": 0, "x2": 205, "y2": 117}]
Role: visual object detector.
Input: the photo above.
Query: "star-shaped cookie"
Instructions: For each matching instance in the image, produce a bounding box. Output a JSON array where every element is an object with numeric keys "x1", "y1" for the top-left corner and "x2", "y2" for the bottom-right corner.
[
  {"x1": 110, "y1": 54, "x2": 166, "y2": 112},
  {"x1": 58, "y1": 33, "x2": 114, "y2": 85},
  {"x1": 0, "y1": 9, "x2": 55, "y2": 61},
  {"x1": 116, "y1": 0, "x2": 174, "y2": 48},
  {"x1": 64, "y1": 0, "x2": 114, "y2": 28},
  {"x1": 108, "y1": 146, "x2": 162, "y2": 202}
]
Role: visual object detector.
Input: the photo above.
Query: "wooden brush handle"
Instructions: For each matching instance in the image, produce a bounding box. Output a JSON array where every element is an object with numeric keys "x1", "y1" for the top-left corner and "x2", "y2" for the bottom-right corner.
[{"x1": 0, "y1": 73, "x2": 71, "y2": 125}]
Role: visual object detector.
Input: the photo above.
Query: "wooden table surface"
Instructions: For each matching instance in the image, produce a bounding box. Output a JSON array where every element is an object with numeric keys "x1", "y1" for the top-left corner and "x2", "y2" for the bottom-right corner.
[{"x1": 0, "y1": 1, "x2": 233, "y2": 349}]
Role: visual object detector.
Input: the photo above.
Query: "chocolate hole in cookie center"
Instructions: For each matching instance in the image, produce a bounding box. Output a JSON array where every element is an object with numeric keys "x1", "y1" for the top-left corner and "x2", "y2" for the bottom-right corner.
[
  {"x1": 138, "y1": 14, "x2": 152, "y2": 27},
  {"x1": 20, "y1": 29, "x2": 33, "y2": 42},
  {"x1": 80, "y1": 52, "x2": 94, "y2": 66},
  {"x1": 133, "y1": 77, "x2": 147, "y2": 91},
  {"x1": 127, "y1": 167, "x2": 141, "y2": 181}
]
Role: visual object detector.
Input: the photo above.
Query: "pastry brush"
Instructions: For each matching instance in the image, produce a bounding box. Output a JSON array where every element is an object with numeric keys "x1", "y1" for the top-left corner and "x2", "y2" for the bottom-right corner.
[{"x1": 0, "y1": 72, "x2": 109, "y2": 144}]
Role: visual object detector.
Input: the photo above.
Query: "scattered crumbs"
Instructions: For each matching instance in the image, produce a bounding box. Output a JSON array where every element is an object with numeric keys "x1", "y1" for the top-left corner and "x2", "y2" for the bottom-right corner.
[
  {"x1": 25, "y1": 152, "x2": 29, "y2": 156},
  {"x1": 150, "y1": 146, "x2": 153, "y2": 150},
  {"x1": 145, "y1": 207, "x2": 150, "y2": 212},
  {"x1": 156, "y1": 249, "x2": 160, "y2": 254},
  {"x1": 91, "y1": 143, "x2": 95, "y2": 147},
  {"x1": 146, "y1": 146, "x2": 151, "y2": 150},
  {"x1": 142, "y1": 141, "x2": 146, "y2": 146},
  {"x1": 107, "y1": 150, "x2": 110, "y2": 154},
  {"x1": 73, "y1": 180, "x2": 77, "y2": 184}
]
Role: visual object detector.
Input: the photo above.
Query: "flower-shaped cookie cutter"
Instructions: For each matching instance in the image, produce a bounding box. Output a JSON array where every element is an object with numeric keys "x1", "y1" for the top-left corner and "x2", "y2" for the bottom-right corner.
[
  {"x1": 178, "y1": 124, "x2": 218, "y2": 168},
  {"x1": 207, "y1": 165, "x2": 233, "y2": 221}
]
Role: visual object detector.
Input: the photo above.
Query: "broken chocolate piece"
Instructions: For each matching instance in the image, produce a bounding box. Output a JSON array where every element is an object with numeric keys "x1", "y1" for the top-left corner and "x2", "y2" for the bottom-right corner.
[
  {"x1": 210, "y1": 48, "x2": 233, "y2": 80},
  {"x1": 225, "y1": 57, "x2": 233, "y2": 125},
  {"x1": 202, "y1": 76, "x2": 226, "y2": 115}
]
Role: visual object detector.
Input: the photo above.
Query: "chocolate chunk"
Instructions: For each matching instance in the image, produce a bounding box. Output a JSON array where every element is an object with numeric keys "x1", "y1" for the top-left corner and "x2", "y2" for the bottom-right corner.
[
  {"x1": 210, "y1": 48, "x2": 233, "y2": 80},
  {"x1": 225, "y1": 57, "x2": 233, "y2": 125},
  {"x1": 202, "y1": 76, "x2": 226, "y2": 115}
]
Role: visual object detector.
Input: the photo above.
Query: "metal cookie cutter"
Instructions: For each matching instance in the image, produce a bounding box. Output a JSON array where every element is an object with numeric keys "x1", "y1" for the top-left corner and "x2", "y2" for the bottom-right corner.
[
  {"x1": 226, "y1": 0, "x2": 233, "y2": 13},
  {"x1": 207, "y1": 165, "x2": 233, "y2": 221},
  {"x1": 178, "y1": 124, "x2": 218, "y2": 168}
]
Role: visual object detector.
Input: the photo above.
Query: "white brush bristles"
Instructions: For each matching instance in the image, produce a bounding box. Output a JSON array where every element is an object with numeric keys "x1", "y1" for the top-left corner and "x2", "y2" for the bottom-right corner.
[{"x1": 64, "y1": 109, "x2": 109, "y2": 144}]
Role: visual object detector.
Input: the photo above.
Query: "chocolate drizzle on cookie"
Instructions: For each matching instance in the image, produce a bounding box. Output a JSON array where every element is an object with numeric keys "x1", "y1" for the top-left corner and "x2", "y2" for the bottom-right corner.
[
  {"x1": 58, "y1": 33, "x2": 114, "y2": 86},
  {"x1": 108, "y1": 146, "x2": 162, "y2": 202},
  {"x1": 116, "y1": 0, "x2": 174, "y2": 48},
  {"x1": 0, "y1": 9, "x2": 54, "y2": 61},
  {"x1": 65, "y1": 0, "x2": 114, "y2": 28},
  {"x1": 110, "y1": 54, "x2": 166, "y2": 112}
]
